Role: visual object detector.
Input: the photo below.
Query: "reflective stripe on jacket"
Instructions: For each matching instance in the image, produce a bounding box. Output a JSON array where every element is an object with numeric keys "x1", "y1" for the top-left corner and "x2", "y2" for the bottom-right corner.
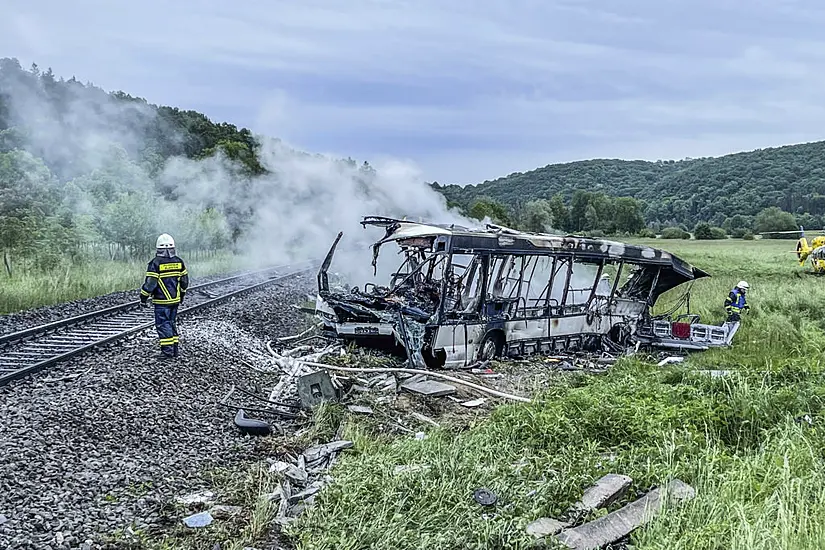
[
  {"x1": 141, "y1": 256, "x2": 189, "y2": 305},
  {"x1": 724, "y1": 288, "x2": 746, "y2": 312}
]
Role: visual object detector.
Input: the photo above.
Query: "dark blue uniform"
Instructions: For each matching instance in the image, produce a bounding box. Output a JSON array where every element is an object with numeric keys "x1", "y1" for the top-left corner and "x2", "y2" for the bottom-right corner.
[
  {"x1": 140, "y1": 255, "x2": 189, "y2": 357},
  {"x1": 724, "y1": 286, "x2": 748, "y2": 322}
]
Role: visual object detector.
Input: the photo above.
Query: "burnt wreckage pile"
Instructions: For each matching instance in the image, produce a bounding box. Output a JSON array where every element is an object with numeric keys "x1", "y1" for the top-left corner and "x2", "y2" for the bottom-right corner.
[{"x1": 315, "y1": 216, "x2": 738, "y2": 368}]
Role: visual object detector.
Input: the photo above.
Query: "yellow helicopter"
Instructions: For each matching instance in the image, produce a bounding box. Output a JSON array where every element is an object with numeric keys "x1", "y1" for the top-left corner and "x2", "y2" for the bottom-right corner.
[{"x1": 764, "y1": 226, "x2": 825, "y2": 274}]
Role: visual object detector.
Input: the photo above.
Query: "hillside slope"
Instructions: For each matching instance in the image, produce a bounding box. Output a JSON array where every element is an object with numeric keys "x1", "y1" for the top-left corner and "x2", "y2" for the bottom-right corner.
[{"x1": 435, "y1": 142, "x2": 825, "y2": 227}]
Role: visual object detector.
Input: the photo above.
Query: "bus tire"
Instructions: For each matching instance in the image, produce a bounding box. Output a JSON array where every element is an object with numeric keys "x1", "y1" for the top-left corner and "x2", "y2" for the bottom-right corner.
[{"x1": 478, "y1": 331, "x2": 504, "y2": 361}]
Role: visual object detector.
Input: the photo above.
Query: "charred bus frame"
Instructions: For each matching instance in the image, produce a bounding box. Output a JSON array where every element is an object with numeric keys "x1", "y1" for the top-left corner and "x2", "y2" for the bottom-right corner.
[{"x1": 315, "y1": 217, "x2": 729, "y2": 369}]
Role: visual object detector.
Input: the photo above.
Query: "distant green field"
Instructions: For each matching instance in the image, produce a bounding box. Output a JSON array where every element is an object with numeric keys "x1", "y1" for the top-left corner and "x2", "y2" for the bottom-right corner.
[
  {"x1": 285, "y1": 238, "x2": 825, "y2": 550},
  {"x1": 0, "y1": 252, "x2": 258, "y2": 314}
]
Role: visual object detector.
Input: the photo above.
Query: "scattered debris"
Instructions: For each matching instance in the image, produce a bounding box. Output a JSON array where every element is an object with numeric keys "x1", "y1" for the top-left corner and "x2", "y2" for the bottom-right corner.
[
  {"x1": 796, "y1": 414, "x2": 814, "y2": 426},
  {"x1": 657, "y1": 356, "x2": 685, "y2": 366},
  {"x1": 401, "y1": 379, "x2": 457, "y2": 397},
  {"x1": 0, "y1": 514, "x2": 7, "y2": 526},
  {"x1": 303, "y1": 440, "x2": 353, "y2": 463},
  {"x1": 526, "y1": 517, "x2": 569, "y2": 538},
  {"x1": 460, "y1": 397, "x2": 487, "y2": 408},
  {"x1": 347, "y1": 405, "x2": 374, "y2": 415},
  {"x1": 175, "y1": 490, "x2": 215, "y2": 506},
  {"x1": 297, "y1": 371, "x2": 339, "y2": 409},
  {"x1": 287, "y1": 485, "x2": 321, "y2": 505},
  {"x1": 182, "y1": 511, "x2": 214, "y2": 528},
  {"x1": 270, "y1": 462, "x2": 308, "y2": 485},
  {"x1": 573, "y1": 473, "x2": 633, "y2": 512},
  {"x1": 473, "y1": 487, "x2": 497, "y2": 506},
  {"x1": 555, "y1": 479, "x2": 696, "y2": 549},
  {"x1": 300, "y1": 362, "x2": 531, "y2": 403},
  {"x1": 233, "y1": 409, "x2": 272, "y2": 437}
]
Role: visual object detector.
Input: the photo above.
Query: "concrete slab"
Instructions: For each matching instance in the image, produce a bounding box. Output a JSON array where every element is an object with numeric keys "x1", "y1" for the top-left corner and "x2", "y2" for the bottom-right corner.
[
  {"x1": 574, "y1": 473, "x2": 632, "y2": 512},
  {"x1": 555, "y1": 479, "x2": 696, "y2": 550},
  {"x1": 400, "y1": 379, "x2": 457, "y2": 397}
]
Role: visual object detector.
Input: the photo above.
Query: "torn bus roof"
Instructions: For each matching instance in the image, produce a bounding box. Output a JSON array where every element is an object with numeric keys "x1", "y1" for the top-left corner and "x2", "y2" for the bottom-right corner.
[{"x1": 360, "y1": 216, "x2": 708, "y2": 295}]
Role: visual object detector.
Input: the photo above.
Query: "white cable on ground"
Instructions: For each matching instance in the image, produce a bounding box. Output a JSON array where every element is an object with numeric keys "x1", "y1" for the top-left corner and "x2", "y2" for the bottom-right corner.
[{"x1": 299, "y1": 361, "x2": 532, "y2": 403}]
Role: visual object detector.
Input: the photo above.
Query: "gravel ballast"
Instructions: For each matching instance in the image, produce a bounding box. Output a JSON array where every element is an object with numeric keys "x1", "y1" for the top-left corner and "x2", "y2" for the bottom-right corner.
[{"x1": 0, "y1": 273, "x2": 315, "y2": 549}]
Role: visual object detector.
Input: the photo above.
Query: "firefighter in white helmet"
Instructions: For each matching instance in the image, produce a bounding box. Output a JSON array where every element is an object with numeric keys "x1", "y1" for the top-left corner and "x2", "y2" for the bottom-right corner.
[
  {"x1": 140, "y1": 234, "x2": 189, "y2": 359},
  {"x1": 724, "y1": 280, "x2": 749, "y2": 322}
]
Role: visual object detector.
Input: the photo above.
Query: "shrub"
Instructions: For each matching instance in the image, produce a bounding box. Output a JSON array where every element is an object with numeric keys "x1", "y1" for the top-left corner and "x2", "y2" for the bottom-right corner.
[
  {"x1": 710, "y1": 226, "x2": 727, "y2": 239},
  {"x1": 661, "y1": 227, "x2": 690, "y2": 239},
  {"x1": 743, "y1": 232, "x2": 755, "y2": 240},
  {"x1": 637, "y1": 228, "x2": 656, "y2": 238},
  {"x1": 694, "y1": 222, "x2": 713, "y2": 240}
]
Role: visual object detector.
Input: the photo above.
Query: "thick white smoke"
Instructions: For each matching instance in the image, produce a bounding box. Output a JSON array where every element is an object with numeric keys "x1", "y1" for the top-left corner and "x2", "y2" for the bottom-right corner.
[{"x1": 160, "y1": 136, "x2": 475, "y2": 285}]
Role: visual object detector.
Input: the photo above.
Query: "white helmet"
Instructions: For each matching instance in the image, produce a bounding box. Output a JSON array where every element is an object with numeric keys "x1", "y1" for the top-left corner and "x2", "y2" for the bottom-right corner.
[
  {"x1": 736, "y1": 280, "x2": 749, "y2": 290},
  {"x1": 156, "y1": 234, "x2": 175, "y2": 249}
]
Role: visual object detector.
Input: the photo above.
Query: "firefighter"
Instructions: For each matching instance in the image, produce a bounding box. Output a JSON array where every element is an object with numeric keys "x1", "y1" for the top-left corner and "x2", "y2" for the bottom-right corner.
[
  {"x1": 140, "y1": 234, "x2": 189, "y2": 358},
  {"x1": 724, "y1": 280, "x2": 750, "y2": 322}
]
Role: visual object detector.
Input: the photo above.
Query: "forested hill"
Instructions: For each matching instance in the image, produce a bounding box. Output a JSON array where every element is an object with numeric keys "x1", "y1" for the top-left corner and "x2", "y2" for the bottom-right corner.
[
  {"x1": 434, "y1": 142, "x2": 825, "y2": 228},
  {"x1": 0, "y1": 57, "x2": 264, "y2": 181}
]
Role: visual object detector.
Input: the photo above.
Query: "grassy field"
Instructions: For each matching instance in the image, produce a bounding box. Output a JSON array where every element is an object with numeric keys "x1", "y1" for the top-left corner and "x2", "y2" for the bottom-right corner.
[
  {"x1": 0, "y1": 252, "x2": 259, "y2": 314},
  {"x1": 280, "y1": 238, "x2": 825, "y2": 550}
]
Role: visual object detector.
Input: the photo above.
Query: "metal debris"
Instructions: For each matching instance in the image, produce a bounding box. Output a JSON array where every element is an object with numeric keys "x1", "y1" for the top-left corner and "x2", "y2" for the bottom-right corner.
[
  {"x1": 270, "y1": 462, "x2": 308, "y2": 485},
  {"x1": 296, "y1": 371, "x2": 339, "y2": 409},
  {"x1": 410, "y1": 412, "x2": 440, "y2": 427},
  {"x1": 473, "y1": 487, "x2": 497, "y2": 506},
  {"x1": 303, "y1": 440, "x2": 354, "y2": 463},
  {"x1": 233, "y1": 409, "x2": 272, "y2": 437}
]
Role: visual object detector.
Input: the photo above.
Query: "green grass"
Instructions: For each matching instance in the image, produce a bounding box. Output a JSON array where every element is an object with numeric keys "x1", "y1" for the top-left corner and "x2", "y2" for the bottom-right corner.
[
  {"x1": 0, "y1": 252, "x2": 258, "y2": 314},
  {"x1": 283, "y1": 238, "x2": 825, "y2": 550}
]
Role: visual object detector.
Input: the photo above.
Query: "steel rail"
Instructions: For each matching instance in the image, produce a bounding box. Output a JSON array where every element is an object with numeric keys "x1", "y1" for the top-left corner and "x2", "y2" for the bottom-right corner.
[{"x1": 0, "y1": 261, "x2": 316, "y2": 387}]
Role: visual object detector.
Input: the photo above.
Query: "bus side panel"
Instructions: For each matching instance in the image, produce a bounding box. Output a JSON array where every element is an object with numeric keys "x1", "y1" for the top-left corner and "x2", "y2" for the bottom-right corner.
[{"x1": 432, "y1": 323, "x2": 485, "y2": 368}]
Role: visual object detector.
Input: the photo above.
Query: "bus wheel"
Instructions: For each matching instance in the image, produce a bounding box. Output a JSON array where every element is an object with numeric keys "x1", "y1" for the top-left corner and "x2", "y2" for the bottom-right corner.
[{"x1": 478, "y1": 331, "x2": 504, "y2": 361}]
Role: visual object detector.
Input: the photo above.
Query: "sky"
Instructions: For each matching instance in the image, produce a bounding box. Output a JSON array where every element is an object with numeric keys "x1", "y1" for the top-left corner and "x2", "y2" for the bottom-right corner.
[{"x1": 3, "y1": 0, "x2": 825, "y2": 184}]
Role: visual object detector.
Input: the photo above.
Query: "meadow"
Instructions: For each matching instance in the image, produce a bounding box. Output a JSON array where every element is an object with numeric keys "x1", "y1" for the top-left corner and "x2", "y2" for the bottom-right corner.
[{"x1": 284, "y1": 238, "x2": 825, "y2": 550}]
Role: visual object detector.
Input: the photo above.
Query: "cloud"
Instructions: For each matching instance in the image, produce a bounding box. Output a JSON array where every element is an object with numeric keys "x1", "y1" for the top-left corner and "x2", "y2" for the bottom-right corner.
[{"x1": 3, "y1": 0, "x2": 825, "y2": 183}]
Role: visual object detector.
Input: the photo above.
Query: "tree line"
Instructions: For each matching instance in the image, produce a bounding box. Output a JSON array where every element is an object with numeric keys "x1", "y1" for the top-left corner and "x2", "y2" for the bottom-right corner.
[{"x1": 434, "y1": 141, "x2": 825, "y2": 235}]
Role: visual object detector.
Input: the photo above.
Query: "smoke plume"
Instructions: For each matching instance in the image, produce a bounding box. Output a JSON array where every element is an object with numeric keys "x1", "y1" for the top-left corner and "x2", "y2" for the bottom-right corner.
[{"x1": 0, "y1": 59, "x2": 476, "y2": 286}]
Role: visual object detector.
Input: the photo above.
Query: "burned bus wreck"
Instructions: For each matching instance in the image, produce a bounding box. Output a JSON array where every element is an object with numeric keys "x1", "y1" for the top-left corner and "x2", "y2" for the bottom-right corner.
[{"x1": 315, "y1": 217, "x2": 735, "y2": 369}]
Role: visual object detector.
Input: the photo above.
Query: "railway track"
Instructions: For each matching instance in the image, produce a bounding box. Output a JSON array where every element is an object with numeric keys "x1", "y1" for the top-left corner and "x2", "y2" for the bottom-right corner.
[{"x1": 0, "y1": 261, "x2": 317, "y2": 387}]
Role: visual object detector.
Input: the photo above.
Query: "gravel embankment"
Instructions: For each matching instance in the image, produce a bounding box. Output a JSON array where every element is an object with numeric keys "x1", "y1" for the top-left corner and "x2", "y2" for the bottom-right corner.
[
  {"x1": 0, "y1": 271, "x2": 260, "y2": 336},
  {"x1": 0, "y1": 273, "x2": 315, "y2": 550}
]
